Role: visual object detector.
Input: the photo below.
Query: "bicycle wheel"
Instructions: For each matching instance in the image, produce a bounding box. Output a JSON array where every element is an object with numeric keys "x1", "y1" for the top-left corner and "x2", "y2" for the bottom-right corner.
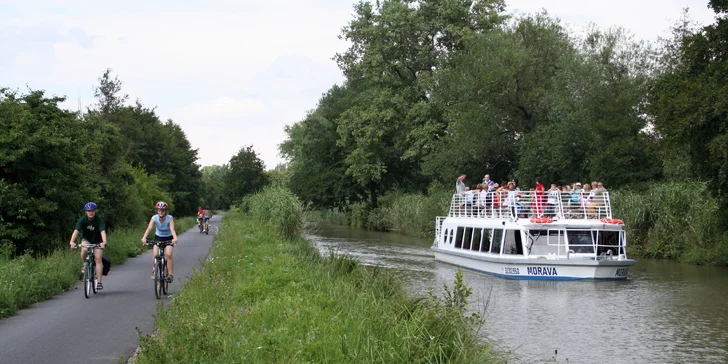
[
  {"x1": 91, "y1": 262, "x2": 97, "y2": 294},
  {"x1": 83, "y1": 262, "x2": 91, "y2": 299},
  {"x1": 154, "y1": 259, "x2": 162, "y2": 299},
  {"x1": 162, "y1": 263, "x2": 169, "y2": 295},
  {"x1": 199, "y1": 222, "x2": 203, "y2": 233}
]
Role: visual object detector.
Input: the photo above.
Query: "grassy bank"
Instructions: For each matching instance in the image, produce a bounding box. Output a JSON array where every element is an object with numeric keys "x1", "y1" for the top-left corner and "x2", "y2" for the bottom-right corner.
[
  {"x1": 134, "y1": 188, "x2": 502, "y2": 363},
  {"x1": 310, "y1": 182, "x2": 728, "y2": 266},
  {"x1": 0, "y1": 216, "x2": 195, "y2": 319}
]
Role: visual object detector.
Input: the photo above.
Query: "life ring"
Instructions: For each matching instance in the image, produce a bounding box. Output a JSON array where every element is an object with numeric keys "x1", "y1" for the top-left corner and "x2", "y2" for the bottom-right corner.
[
  {"x1": 530, "y1": 217, "x2": 553, "y2": 224},
  {"x1": 600, "y1": 218, "x2": 624, "y2": 225}
]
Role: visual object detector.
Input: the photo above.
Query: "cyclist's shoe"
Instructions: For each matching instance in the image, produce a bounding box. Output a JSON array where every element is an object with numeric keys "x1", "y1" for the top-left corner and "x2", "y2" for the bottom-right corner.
[
  {"x1": 96, "y1": 282, "x2": 103, "y2": 290},
  {"x1": 167, "y1": 275, "x2": 174, "y2": 283}
]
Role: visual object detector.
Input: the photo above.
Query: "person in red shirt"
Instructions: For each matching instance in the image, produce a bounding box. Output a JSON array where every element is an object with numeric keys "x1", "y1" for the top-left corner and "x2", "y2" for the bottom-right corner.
[
  {"x1": 197, "y1": 206, "x2": 205, "y2": 231},
  {"x1": 534, "y1": 177, "x2": 545, "y2": 217}
]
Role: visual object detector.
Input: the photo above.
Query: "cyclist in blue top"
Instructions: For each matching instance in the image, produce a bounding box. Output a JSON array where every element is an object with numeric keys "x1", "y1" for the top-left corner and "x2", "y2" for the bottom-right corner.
[{"x1": 141, "y1": 201, "x2": 178, "y2": 283}]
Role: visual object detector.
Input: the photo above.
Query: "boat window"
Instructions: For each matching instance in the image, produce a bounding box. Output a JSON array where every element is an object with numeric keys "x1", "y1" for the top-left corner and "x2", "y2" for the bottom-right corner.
[
  {"x1": 471, "y1": 228, "x2": 482, "y2": 251},
  {"x1": 449, "y1": 229, "x2": 454, "y2": 245},
  {"x1": 596, "y1": 230, "x2": 620, "y2": 256},
  {"x1": 455, "y1": 227, "x2": 464, "y2": 248},
  {"x1": 566, "y1": 231, "x2": 595, "y2": 254},
  {"x1": 491, "y1": 229, "x2": 503, "y2": 254},
  {"x1": 503, "y1": 230, "x2": 523, "y2": 255},
  {"x1": 527, "y1": 230, "x2": 562, "y2": 256},
  {"x1": 463, "y1": 227, "x2": 473, "y2": 250},
  {"x1": 479, "y1": 229, "x2": 490, "y2": 252}
]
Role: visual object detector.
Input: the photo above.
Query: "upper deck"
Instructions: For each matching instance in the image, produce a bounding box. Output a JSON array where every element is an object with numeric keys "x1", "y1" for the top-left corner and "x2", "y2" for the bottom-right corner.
[{"x1": 447, "y1": 190, "x2": 613, "y2": 220}]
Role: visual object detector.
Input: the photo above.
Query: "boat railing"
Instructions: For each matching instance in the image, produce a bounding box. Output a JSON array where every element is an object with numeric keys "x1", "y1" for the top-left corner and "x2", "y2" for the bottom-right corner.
[
  {"x1": 540, "y1": 230, "x2": 627, "y2": 260},
  {"x1": 435, "y1": 216, "x2": 444, "y2": 245},
  {"x1": 448, "y1": 190, "x2": 612, "y2": 220}
]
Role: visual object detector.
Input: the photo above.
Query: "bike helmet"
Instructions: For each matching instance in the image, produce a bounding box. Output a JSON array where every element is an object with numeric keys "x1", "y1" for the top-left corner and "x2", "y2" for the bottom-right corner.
[
  {"x1": 84, "y1": 202, "x2": 97, "y2": 211},
  {"x1": 155, "y1": 201, "x2": 169, "y2": 210}
]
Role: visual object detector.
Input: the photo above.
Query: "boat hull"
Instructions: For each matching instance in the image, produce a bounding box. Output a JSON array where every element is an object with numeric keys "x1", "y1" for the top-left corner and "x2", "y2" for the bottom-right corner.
[{"x1": 433, "y1": 247, "x2": 636, "y2": 281}]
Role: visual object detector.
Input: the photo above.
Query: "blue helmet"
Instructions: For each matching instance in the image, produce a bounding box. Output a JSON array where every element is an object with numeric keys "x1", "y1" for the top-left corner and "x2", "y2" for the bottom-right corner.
[{"x1": 84, "y1": 202, "x2": 97, "y2": 211}]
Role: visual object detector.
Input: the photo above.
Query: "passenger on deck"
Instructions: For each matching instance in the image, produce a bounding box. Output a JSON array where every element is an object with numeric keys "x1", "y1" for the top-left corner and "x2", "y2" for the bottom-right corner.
[
  {"x1": 547, "y1": 184, "x2": 560, "y2": 217},
  {"x1": 456, "y1": 174, "x2": 466, "y2": 194},
  {"x1": 534, "y1": 178, "x2": 546, "y2": 218},
  {"x1": 588, "y1": 182, "x2": 607, "y2": 218}
]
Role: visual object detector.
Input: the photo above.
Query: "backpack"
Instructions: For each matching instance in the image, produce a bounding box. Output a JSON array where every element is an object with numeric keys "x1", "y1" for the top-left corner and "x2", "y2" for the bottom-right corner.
[{"x1": 102, "y1": 256, "x2": 111, "y2": 276}]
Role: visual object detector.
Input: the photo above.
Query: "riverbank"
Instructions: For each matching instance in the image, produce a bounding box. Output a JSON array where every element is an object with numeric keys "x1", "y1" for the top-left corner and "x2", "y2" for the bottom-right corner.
[
  {"x1": 0, "y1": 217, "x2": 195, "y2": 319},
  {"x1": 308, "y1": 182, "x2": 728, "y2": 266},
  {"x1": 133, "y1": 188, "x2": 504, "y2": 363}
]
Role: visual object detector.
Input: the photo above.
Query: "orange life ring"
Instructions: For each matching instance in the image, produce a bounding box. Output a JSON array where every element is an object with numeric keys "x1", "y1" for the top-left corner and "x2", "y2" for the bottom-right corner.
[
  {"x1": 600, "y1": 218, "x2": 624, "y2": 224},
  {"x1": 530, "y1": 217, "x2": 553, "y2": 224}
]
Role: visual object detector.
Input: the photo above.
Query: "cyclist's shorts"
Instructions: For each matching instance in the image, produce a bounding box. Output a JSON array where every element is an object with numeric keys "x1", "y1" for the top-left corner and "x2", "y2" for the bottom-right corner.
[
  {"x1": 155, "y1": 235, "x2": 173, "y2": 243},
  {"x1": 203, "y1": 216, "x2": 210, "y2": 222},
  {"x1": 81, "y1": 239, "x2": 100, "y2": 247}
]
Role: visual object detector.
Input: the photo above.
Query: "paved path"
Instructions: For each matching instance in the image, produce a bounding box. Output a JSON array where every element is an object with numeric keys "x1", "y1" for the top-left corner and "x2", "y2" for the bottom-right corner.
[{"x1": 0, "y1": 215, "x2": 221, "y2": 363}]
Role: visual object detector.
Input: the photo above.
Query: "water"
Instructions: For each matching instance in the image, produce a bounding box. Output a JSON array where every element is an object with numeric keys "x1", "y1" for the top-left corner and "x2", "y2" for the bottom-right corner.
[{"x1": 306, "y1": 223, "x2": 728, "y2": 364}]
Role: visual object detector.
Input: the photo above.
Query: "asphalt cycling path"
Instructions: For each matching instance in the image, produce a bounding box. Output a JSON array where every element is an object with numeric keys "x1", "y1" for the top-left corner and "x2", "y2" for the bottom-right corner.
[{"x1": 0, "y1": 214, "x2": 222, "y2": 364}]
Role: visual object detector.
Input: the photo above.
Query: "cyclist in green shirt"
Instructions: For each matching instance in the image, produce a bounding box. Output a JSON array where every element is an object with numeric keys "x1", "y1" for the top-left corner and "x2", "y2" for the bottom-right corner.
[{"x1": 69, "y1": 202, "x2": 107, "y2": 290}]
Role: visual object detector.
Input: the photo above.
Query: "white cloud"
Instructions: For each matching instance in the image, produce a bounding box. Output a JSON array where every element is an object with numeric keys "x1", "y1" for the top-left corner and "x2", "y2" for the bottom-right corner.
[
  {"x1": 0, "y1": 0, "x2": 721, "y2": 170},
  {"x1": 176, "y1": 97, "x2": 267, "y2": 124}
]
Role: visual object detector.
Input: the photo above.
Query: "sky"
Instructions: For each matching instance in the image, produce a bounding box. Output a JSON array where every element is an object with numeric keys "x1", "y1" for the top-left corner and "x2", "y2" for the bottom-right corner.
[{"x1": 0, "y1": 0, "x2": 719, "y2": 169}]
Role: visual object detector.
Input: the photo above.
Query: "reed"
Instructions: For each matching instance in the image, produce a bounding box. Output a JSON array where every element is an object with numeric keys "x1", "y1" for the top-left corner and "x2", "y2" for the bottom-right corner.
[{"x1": 244, "y1": 186, "x2": 304, "y2": 239}]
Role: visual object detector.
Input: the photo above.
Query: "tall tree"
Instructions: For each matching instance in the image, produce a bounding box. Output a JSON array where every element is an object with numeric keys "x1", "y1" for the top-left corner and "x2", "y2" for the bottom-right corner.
[
  {"x1": 0, "y1": 89, "x2": 94, "y2": 252},
  {"x1": 650, "y1": 4, "x2": 728, "y2": 198},
  {"x1": 225, "y1": 145, "x2": 269, "y2": 203}
]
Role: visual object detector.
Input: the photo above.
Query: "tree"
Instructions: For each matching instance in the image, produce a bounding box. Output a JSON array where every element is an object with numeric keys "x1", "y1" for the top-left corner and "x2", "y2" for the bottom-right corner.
[
  {"x1": 649, "y1": 4, "x2": 728, "y2": 199},
  {"x1": 280, "y1": 85, "x2": 366, "y2": 209},
  {"x1": 0, "y1": 89, "x2": 94, "y2": 252},
  {"x1": 225, "y1": 146, "x2": 269, "y2": 203},
  {"x1": 200, "y1": 164, "x2": 231, "y2": 210}
]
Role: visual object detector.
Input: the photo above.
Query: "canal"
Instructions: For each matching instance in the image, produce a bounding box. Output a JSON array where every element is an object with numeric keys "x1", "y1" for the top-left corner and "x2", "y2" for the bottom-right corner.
[{"x1": 306, "y1": 223, "x2": 728, "y2": 363}]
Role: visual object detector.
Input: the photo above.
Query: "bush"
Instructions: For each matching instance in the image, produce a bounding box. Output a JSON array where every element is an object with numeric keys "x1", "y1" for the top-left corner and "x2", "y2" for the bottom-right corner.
[
  {"x1": 245, "y1": 187, "x2": 304, "y2": 239},
  {"x1": 612, "y1": 181, "x2": 727, "y2": 265}
]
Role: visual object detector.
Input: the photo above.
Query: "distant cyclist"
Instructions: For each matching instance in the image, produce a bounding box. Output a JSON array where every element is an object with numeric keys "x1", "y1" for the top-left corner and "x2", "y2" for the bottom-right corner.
[
  {"x1": 141, "y1": 201, "x2": 179, "y2": 283},
  {"x1": 197, "y1": 206, "x2": 205, "y2": 231},
  {"x1": 69, "y1": 202, "x2": 107, "y2": 291},
  {"x1": 203, "y1": 207, "x2": 212, "y2": 229}
]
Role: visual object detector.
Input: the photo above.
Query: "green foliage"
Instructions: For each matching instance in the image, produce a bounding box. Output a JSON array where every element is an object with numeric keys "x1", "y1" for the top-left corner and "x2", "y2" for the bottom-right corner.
[
  {"x1": 612, "y1": 182, "x2": 727, "y2": 265},
  {"x1": 225, "y1": 145, "x2": 269, "y2": 204},
  {"x1": 1, "y1": 68, "x2": 204, "y2": 254},
  {"x1": 0, "y1": 89, "x2": 94, "y2": 253},
  {"x1": 200, "y1": 164, "x2": 231, "y2": 210},
  {"x1": 649, "y1": 7, "x2": 728, "y2": 202},
  {"x1": 244, "y1": 187, "x2": 304, "y2": 240},
  {"x1": 133, "y1": 211, "x2": 503, "y2": 363}
]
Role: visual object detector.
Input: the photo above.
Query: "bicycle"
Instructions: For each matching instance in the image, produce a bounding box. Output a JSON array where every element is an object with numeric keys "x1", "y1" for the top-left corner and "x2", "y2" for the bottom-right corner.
[
  {"x1": 197, "y1": 217, "x2": 204, "y2": 233},
  {"x1": 204, "y1": 217, "x2": 210, "y2": 235},
  {"x1": 146, "y1": 240, "x2": 172, "y2": 299},
  {"x1": 74, "y1": 243, "x2": 101, "y2": 299}
]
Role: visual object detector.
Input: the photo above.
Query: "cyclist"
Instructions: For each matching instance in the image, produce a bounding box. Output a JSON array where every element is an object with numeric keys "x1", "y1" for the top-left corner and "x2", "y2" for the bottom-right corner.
[
  {"x1": 141, "y1": 201, "x2": 179, "y2": 283},
  {"x1": 203, "y1": 206, "x2": 212, "y2": 231},
  {"x1": 69, "y1": 202, "x2": 107, "y2": 291},
  {"x1": 197, "y1": 206, "x2": 205, "y2": 232}
]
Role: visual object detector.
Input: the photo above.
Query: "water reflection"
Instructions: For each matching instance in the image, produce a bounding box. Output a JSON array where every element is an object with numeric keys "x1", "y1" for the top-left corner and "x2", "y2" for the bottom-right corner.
[{"x1": 306, "y1": 223, "x2": 728, "y2": 364}]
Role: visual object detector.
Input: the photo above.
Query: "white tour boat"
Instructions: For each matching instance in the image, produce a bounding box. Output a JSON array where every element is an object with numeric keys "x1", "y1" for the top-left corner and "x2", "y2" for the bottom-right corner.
[{"x1": 432, "y1": 189, "x2": 636, "y2": 280}]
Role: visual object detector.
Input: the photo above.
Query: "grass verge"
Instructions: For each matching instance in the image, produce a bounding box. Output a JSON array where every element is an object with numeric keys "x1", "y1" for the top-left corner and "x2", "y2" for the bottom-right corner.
[
  {"x1": 133, "y1": 190, "x2": 503, "y2": 363},
  {"x1": 0, "y1": 216, "x2": 196, "y2": 319}
]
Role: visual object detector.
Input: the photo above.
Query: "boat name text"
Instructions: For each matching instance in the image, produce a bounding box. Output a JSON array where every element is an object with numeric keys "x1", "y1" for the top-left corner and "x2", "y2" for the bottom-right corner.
[{"x1": 527, "y1": 267, "x2": 558, "y2": 276}]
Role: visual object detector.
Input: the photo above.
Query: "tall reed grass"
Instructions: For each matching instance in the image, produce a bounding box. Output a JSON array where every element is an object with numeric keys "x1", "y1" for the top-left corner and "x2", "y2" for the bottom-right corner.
[
  {"x1": 242, "y1": 186, "x2": 304, "y2": 239},
  {"x1": 612, "y1": 182, "x2": 728, "y2": 265}
]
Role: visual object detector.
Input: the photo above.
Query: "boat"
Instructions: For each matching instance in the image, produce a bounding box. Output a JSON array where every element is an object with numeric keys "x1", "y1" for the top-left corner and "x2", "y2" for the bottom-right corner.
[{"x1": 432, "y1": 189, "x2": 636, "y2": 280}]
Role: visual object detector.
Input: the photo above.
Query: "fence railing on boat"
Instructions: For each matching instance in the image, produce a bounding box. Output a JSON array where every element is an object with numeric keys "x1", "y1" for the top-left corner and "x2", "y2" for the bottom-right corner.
[{"x1": 447, "y1": 190, "x2": 613, "y2": 220}]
